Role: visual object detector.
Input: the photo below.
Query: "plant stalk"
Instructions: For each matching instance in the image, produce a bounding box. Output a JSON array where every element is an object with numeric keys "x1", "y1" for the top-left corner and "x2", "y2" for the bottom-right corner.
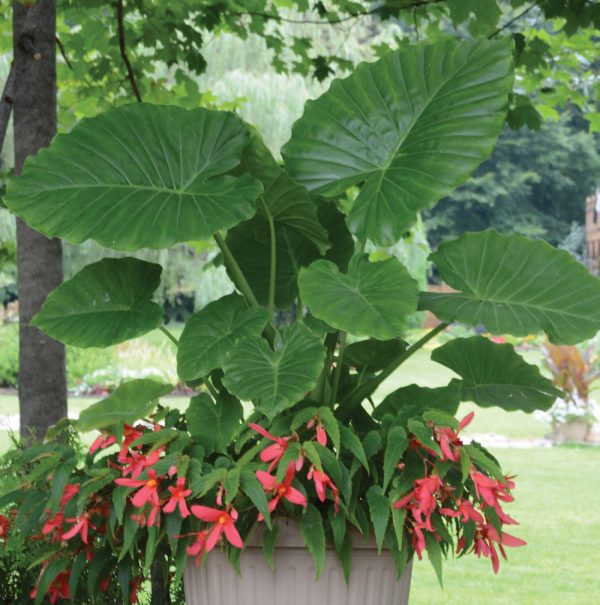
[
  {"x1": 330, "y1": 331, "x2": 347, "y2": 407},
  {"x1": 338, "y1": 322, "x2": 449, "y2": 420},
  {"x1": 159, "y1": 326, "x2": 179, "y2": 347},
  {"x1": 214, "y1": 233, "x2": 259, "y2": 307},
  {"x1": 262, "y1": 199, "x2": 277, "y2": 316}
]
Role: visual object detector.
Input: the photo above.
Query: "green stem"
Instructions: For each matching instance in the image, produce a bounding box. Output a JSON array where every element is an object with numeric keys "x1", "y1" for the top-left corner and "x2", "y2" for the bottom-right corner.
[
  {"x1": 296, "y1": 297, "x2": 304, "y2": 321},
  {"x1": 338, "y1": 322, "x2": 449, "y2": 421},
  {"x1": 159, "y1": 326, "x2": 179, "y2": 347},
  {"x1": 313, "y1": 332, "x2": 338, "y2": 404},
  {"x1": 214, "y1": 233, "x2": 259, "y2": 308},
  {"x1": 204, "y1": 376, "x2": 219, "y2": 399},
  {"x1": 329, "y1": 331, "x2": 347, "y2": 407},
  {"x1": 262, "y1": 199, "x2": 277, "y2": 316}
]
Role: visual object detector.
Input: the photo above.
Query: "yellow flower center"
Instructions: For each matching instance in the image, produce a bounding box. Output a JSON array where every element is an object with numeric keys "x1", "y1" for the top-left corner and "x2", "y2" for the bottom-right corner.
[
  {"x1": 147, "y1": 479, "x2": 157, "y2": 488},
  {"x1": 218, "y1": 515, "x2": 227, "y2": 525},
  {"x1": 278, "y1": 486, "x2": 287, "y2": 496}
]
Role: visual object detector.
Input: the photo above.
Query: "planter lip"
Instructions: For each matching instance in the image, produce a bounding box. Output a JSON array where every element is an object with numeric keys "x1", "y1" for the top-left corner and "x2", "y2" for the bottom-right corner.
[{"x1": 246, "y1": 517, "x2": 381, "y2": 551}]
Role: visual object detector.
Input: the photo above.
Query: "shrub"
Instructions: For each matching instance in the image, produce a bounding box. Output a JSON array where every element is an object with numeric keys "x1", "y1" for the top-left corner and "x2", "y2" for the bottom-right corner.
[{"x1": 0, "y1": 323, "x2": 18, "y2": 387}]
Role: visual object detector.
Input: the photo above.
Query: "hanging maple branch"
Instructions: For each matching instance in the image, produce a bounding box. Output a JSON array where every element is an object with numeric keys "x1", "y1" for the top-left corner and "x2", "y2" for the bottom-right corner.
[
  {"x1": 116, "y1": 0, "x2": 142, "y2": 102},
  {"x1": 229, "y1": 0, "x2": 446, "y2": 25}
]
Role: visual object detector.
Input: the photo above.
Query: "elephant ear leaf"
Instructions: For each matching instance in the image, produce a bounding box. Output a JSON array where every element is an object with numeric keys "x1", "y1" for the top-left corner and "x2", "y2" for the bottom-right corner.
[
  {"x1": 419, "y1": 231, "x2": 600, "y2": 345},
  {"x1": 282, "y1": 38, "x2": 514, "y2": 246},
  {"x1": 6, "y1": 104, "x2": 262, "y2": 250},
  {"x1": 32, "y1": 257, "x2": 164, "y2": 348},
  {"x1": 431, "y1": 336, "x2": 560, "y2": 412}
]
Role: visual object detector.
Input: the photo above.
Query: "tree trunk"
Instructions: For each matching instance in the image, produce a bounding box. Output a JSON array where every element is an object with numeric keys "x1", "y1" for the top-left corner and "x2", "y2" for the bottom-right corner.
[{"x1": 12, "y1": 0, "x2": 67, "y2": 441}]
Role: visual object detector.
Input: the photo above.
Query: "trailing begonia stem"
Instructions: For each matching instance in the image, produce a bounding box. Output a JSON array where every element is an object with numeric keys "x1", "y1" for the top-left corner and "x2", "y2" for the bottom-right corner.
[{"x1": 159, "y1": 326, "x2": 179, "y2": 347}]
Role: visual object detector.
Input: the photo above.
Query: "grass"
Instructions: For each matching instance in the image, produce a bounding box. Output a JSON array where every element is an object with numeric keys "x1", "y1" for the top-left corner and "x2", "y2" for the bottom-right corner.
[{"x1": 410, "y1": 446, "x2": 600, "y2": 605}]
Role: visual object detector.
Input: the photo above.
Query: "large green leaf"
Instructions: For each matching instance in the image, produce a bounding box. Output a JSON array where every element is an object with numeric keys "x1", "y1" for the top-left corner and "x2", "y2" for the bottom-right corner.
[
  {"x1": 344, "y1": 338, "x2": 408, "y2": 372},
  {"x1": 225, "y1": 200, "x2": 353, "y2": 308},
  {"x1": 32, "y1": 257, "x2": 163, "y2": 348},
  {"x1": 240, "y1": 130, "x2": 330, "y2": 253},
  {"x1": 373, "y1": 380, "x2": 462, "y2": 421},
  {"x1": 431, "y1": 336, "x2": 560, "y2": 412},
  {"x1": 185, "y1": 393, "x2": 243, "y2": 452},
  {"x1": 298, "y1": 254, "x2": 418, "y2": 339},
  {"x1": 225, "y1": 216, "x2": 317, "y2": 308},
  {"x1": 77, "y1": 379, "x2": 173, "y2": 432},
  {"x1": 282, "y1": 39, "x2": 513, "y2": 245},
  {"x1": 222, "y1": 323, "x2": 325, "y2": 419},
  {"x1": 177, "y1": 294, "x2": 270, "y2": 381},
  {"x1": 6, "y1": 104, "x2": 262, "y2": 250},
  {"x1": 419, "y1": 231, "x2": 600, "y2": 345}
]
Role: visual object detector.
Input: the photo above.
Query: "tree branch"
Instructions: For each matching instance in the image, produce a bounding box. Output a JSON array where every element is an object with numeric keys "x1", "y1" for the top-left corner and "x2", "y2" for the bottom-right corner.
[
  {"x1": 55, "y1": 36, "x2": 73, "y2": 70},
  {"x1": 229, "y1": 0, "x2": 446, "y2": 25},
  {"x1": 488, "y1": 2, "x2": 539, "y2": 38},
  {"x1": 116, "y1": 0, "x2": 142, "y2": 102},
  {"x1": 0, "y1": 64, "x2": 15, "y2": 155}
]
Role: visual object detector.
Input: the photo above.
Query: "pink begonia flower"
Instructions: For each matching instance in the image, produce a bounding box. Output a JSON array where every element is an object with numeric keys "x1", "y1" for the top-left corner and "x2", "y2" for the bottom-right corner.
[
  {"x1": 256, "y1": 463, "x2": 307, "y2": 519},
  {"x1": 190, "y1": 506, "x2": 243, "y2": 551},
  {"x1": 163, "y1": 477, "x2": 192, "y2": 518}
]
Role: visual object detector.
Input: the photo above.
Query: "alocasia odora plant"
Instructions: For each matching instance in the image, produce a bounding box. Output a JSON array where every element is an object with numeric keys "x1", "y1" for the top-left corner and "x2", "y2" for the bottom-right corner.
[{"x1": 3, "y1": 37, "x2": 600, "y2": 602}]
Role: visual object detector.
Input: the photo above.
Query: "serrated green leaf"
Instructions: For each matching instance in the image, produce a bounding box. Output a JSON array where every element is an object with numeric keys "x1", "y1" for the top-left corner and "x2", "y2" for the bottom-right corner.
[
  {"x1": 31, "y1": 258, "x2": 163, "y2": 347},
  {"x1": 240, "y1": 469, "x2": 272, "y2": 529},
  {"x1": 425, "y1": 534, "x2": 444, "y2": 588},
  {"x1": 283, "y1": 39, "x2": 513, "y2": 245},
  {"x1": 383, "y1": 427, "x2": 408, "y2": 492},
  {"x1": 318, "y1": 407, "x2": 341, "y2": 452},
  {"x1": 391, "y1": 506, "x2": 406, "y2": 550},
  {"x1": 302, "y1": 440, "x2": 323, "y2": 472},
  {"x1": 420, "y1": 231, "x2": 600, "y2": 345},
  {"x1": 291, "y1": 406, "x2": 319, "y2": 431},
  {"x1": 338, "y1": 533, "x2": 353, "y2": 584},
  {"x1": 328, "y1": 506, "x2": 347, "y2": 553},
  {"x1": 185, "y1": 393, "x2": 243, "y2": 452},
  {"x1": 299, "y1": 254, "x2": 418, "y2": 339},
  {"x1": 339, "y1": 425, "x2": 369, "y2": 472},
  {"x1": 300, "y1": 504, "x2": 326, "y2": 579},
  {"x1": 34, "y1": 557, "x2": 71, "y2": 605},
  {"x1": 7, "y1": 104, "x2": 262, "y2": 250},
  {"x1": 263, "y1": 524, "x2": 280, "y2": 570},
  {"x1": 49, "y1": 459, "x2": 77, "y2": 513},
  {"x1": 224, "y1": 468, "x2": 241, "y2": 504},
  {"x1": 177, "y1": 294, "x2": 270, "y2": 382},
  {"x1": 407, "y1": 419, "x2": 442, "y2": 457},
  {"x1": 222, "y1": 323, "x2": 325, "y2": 419},
  {"x1": 431, "y1": 336, "x2": 560, "y2": 412},
  {"x1": 68, "y1": 552, "x2": 87, "y2": 601},
  {"x1": 192, "y1": 467, "x2": 227, "y2": 497},
  {"x1": 366, "y1": 485, "x2": 390, "y2": 554}
]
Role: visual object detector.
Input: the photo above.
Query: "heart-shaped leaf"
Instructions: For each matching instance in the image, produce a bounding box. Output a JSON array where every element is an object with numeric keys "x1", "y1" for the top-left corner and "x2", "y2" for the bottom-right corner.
[
  {"x1": 185, "y1": 393, "x2": 243, "y2": 452},
  {"x1": 431, "y1": 336, "x2": 560, "y2": 412},
  {"x1": 222, "y1": 323, "x2": 325, "y2": 419},
  {"x1": 32, "y1": 257, "x2": 163, "y2": 347},
  {"x1": 225, "y1": 201, "x2": 353, "y2": 308},
  {"x1": 6, "y1": 104, "x2": 262, "y2": 250},
  {"x1": 177, "y1": 294, "x2": 270, "y2": 381},
  {"x1": 344, "y1": 338, "x2": 408, "y2": 372},
  {"x1": 240, "y1": 130, "x2": 330, "y2": 253},
  {"x1": 419, "y1": 231, "x2": 600, "y2": 345},
  {"x1": 298, "y1": 254, "x2": 419, "y2": 339},
  {"x1": 373, "y1": 380, "x2": 462, "y2": 421},
  {"x1": 282, "y1": 38, "x2": 513, "y2": 245},
  {"x1": 77, "y1": 379, "x2": 173, "y2": 433}
]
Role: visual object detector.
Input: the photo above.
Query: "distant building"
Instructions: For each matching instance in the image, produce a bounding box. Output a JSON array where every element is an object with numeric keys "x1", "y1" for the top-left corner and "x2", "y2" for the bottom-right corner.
[{"x1": 585, "y1": 189, "x2": 600, "y2": 275}]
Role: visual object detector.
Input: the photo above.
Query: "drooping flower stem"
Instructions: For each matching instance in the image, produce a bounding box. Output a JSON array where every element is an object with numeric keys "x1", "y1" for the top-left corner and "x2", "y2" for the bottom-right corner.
[{"x1": 159, "y1": 326, "x2": 179, "y2": 347}]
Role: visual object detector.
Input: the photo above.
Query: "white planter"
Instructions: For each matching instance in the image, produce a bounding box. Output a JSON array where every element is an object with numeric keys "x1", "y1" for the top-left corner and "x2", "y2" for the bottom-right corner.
[
  {"x1": 551, "y1": 419, "x2": 589, "y2": 443},
  {"x1": 184, "y1": 521, "x2": 413, "y2": 605}
]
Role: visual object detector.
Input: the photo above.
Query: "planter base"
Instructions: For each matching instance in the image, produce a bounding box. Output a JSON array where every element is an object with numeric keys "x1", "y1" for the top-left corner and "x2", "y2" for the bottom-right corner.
[{"x1": 184, "y1": 522, "x2": 412, "y2": 605}]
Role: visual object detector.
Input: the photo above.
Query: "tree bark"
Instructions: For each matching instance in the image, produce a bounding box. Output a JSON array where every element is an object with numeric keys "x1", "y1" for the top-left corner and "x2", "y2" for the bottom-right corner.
[{"x1": 12, "y1": 0, "x2": 67, "y2": 441}]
